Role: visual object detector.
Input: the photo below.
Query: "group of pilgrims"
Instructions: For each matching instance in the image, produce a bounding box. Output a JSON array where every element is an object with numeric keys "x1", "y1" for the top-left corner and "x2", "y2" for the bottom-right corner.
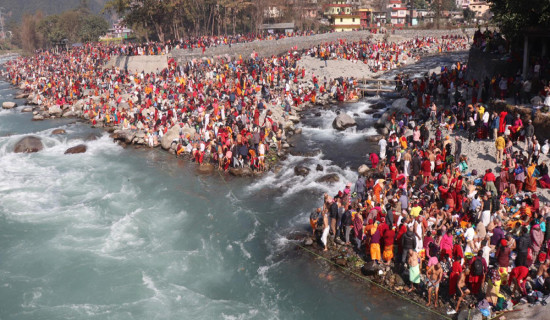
[
  {"x1": 3, "y1": 33, "x2": 467, "y2": 172},
  {"x1": 310, "y1": 50, "x2": 550, "y2": 316}
]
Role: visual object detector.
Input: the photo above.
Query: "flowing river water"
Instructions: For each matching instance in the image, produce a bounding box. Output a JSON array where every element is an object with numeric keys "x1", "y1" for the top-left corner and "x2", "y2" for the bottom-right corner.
[{"x1": 0, "y1": 52, "x2": 466, "y2": 320}]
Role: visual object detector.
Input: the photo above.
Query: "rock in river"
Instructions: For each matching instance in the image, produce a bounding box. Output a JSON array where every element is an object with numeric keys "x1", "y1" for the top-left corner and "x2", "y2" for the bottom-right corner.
[
  {"x1": 13, "y1": 136, "x2": 43, "y2": 153},
  {"x1": 52, "y1": 129, "x2": 66, "y2": 135},
  {"x1": 332, "y1": 113, "x2": 356, "y2": 131},
  {"x1": 316, "y1": 173, "x2": 340, "y2": 183},
  {"x1": 294, "y1": 166, "x2": 310, "y2": 177},
  {"x1": 2, "y1": 101, "x2": 17, "y2": 109},
  {"x1": 64, "y1": 144, "x2": 87, "y2": 154}
]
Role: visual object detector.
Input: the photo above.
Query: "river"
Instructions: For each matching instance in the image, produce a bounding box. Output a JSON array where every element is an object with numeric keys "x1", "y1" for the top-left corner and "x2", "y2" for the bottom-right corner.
[{"x1": 0, "y1": 52, "x2": 466, "y2": 320}]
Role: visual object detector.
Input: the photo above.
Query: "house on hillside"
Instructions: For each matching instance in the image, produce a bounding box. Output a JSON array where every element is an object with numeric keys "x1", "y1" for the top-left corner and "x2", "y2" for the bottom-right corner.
[
  {"x1": 324, "y1": 1, "x2": 361, "y2": 32},
  {"x1": 468, "y1": 1, "x2": 491, "y2": 19}
]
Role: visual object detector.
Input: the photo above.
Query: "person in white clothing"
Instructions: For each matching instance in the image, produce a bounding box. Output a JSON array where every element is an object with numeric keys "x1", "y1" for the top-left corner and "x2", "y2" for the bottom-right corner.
[{"x1": 378, "y1": 137, "x2": 387, "y2": 160}]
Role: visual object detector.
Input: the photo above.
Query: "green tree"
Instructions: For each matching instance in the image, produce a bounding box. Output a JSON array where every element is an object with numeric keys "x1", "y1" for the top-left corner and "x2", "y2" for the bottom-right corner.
[
  {"x1": 79, "y1": 15, "x2": 109, "y2": 42},
  {"x1": 488, "y1": 0, "x2": 550, "y2": 43}
]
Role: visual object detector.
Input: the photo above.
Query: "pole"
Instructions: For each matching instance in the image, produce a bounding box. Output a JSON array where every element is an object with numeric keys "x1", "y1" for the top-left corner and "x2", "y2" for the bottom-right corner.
[
  {"x1": 523, "y1": 35, "x2": 529, "y2": 80},
  {"x1": 0, "y1": 7, "x2": 5, "y2": 40}
]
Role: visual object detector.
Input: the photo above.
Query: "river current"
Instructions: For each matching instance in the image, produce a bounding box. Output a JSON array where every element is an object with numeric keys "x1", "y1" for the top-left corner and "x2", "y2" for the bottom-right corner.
[{"x1": 0, "y1": 52, "x2": 465, "y2": 320}]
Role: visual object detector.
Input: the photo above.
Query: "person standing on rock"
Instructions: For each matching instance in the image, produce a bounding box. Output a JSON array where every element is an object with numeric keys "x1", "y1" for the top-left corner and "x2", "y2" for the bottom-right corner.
[
  {"x1": 310, "y1": 208, "x2": 321, "y2": 236},
  {"x1": 524, "y1": 119, "x2": 534, "y2": 151},
  {"x1": 407, "y1": 249, "x2": 421, "y2": 293},
  {"x1": 495, "y1": 134, "x2": 505, "y2": 165},
  {"x1": 320, "y1": 209, "x2": 330, "y2": 252},
  {"x1": 354, "y1": 175, "x2": 366, "y2": 202},
  {"x1": 378, "y1": 137, "x2": 387, "y2": 160},
  {"x1": 370, "y1": 152, "x2": 379, "y2": 170},
  {"x1": 454, "y1": 137, "x2": 462, "y2": 163}
]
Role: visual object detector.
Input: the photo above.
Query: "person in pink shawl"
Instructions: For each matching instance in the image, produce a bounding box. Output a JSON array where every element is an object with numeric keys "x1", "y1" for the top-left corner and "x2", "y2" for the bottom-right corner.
[{"x1": 440, "y1": 229, "x2": 454, "y2": 259}]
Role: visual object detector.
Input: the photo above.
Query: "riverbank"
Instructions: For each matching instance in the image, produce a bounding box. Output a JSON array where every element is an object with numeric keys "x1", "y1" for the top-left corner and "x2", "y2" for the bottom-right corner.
[{"x1": 1, "y1": 30, "x2": 471, "y2": 178}]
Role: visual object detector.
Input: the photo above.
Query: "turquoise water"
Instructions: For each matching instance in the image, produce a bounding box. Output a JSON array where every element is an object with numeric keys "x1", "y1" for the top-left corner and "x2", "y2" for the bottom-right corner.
[{"x1": 0, "y1": 56, "x2": 444, "y2": 319}]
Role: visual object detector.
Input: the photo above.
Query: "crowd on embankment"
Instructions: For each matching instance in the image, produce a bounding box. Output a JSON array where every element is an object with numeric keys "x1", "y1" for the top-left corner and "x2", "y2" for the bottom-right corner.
[
  {"x1": 307, "y1": 31, "x2": 550, "y2": 318},
  {"x1": 1, "y1": 32, "x2": 468, "y2": 175}
]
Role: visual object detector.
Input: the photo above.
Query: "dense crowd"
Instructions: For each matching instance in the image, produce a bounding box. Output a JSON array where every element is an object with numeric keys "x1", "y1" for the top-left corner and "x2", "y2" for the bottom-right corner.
[
  {"x1": 2, "y1": 34, "x2": 468, "y2": 173},
  {"x1": 310, "y1": 58, "x2": 550, "y2": 316}
]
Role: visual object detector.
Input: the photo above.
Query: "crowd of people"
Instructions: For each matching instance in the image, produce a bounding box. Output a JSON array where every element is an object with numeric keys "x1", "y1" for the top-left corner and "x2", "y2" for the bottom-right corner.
[
  {"x1": 2, "y1": 33, "x2": 469, "y2": 173},
  {"x1": 306, "y1": 36, "x2": 469, "y2": 74},
  {"x1": 310, "y1": 57, "x2": 550, "y2": 316}
]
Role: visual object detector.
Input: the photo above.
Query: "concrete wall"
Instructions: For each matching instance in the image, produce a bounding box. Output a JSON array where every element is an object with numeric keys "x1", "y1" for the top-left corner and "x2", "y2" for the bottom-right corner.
[{"x1": 104, "y1": 55, "x2": 168, "y2": 74}]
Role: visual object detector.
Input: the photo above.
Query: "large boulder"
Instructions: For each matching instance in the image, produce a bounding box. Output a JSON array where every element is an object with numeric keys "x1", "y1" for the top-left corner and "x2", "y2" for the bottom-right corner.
[
  {"x1": 294, "y1": 165, "x2": 310, "y2": 177},
  {"x1": 370, "y1": 102, "x2": 386, "y2": 110},
  {"x1": 2, "y1": 102, "x2": 17, "y2": 109},
  {"x1": 358, "y1": 164, "x2": 370, "y2": 176},
  {"x1": 229, "y1": 167, "x2": 253, "y2": 177},
  {"x1": 64, "y1": 144, "x2": 87, "y2": 154},
  {"x1": 52, "y1": 129, "x2": 66, "y2": 135},
  {"x1": 14, "y1": 136, "x2": 44, "y2": 153},
  {"x1": 316, "y1": 173, "x2": 340, "y2": 183},
  {"x1": 332, "y1": 113, "x2": 356, "y2": 131},
  {"x1": 48, "y1": 105, "x2": 62, "y2": 117},
  {"x1": 365, "y1": 135, "x2": 384, "y2": 142},
  {"x1": 196, "y1": 163, "x2": 215, "y2": 174},
  {"x1": 161, "y1": 125, "x2": 181, "y2": 150},
  {"x1": 390, "y1": 98, "x2": 412, "y2": 114},
  {"x1": 32, "y1": 114, "x2": 44, "y2": 121},
  {"x1": 15, "y1": 92, "x2": 29, "y2": 99}
]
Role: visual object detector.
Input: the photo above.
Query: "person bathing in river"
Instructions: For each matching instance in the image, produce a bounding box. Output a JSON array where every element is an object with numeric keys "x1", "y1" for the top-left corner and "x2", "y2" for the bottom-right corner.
[{"x1": 426, "y1": 262, "x2": 443, "y2": 307}]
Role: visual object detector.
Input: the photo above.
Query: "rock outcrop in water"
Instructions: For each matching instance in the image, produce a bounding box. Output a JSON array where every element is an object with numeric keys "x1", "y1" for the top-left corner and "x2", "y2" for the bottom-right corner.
[
  {"x1": 315, "y1": 173, "x2": 340, "y2": 183},
  {"x1": 294, "y1": 165, "x2": 311, "y2": 176},
  {"x1": 2, "y1": 101, "x2": 17, "y2": 109},
  {"x1": 52, "y1": 129, "x2": 66, "y2": 135},
  {"x1": 13, "y1": 136, "x2": 43, "y2": 153},
  {"x1": 332, "y1": 113, "x2": 357, "y2": 131},
  {"x1": 64, "y1": 144, "x2": 87, "y2": 154}
]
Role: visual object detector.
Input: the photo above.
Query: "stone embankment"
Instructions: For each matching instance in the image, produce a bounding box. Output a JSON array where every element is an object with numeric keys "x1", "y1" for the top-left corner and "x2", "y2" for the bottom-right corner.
[{"x1": 105, "y1": 29, "x2": 473, "y2": 73}]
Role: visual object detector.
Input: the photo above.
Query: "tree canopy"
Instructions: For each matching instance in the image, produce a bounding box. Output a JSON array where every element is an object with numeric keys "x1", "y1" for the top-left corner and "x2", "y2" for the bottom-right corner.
[
  {"x1": 102, "y1": 0, "x2": 277, "y2": 42},
  {"x1": 488, "y1": 0, "x2": 550, "y2": 43}
]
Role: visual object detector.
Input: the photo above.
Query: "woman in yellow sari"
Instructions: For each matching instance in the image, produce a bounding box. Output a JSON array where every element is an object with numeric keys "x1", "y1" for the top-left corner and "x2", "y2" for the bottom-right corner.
[{"x1": 525, "y1": 163, "x2": 537, "y2": 192}]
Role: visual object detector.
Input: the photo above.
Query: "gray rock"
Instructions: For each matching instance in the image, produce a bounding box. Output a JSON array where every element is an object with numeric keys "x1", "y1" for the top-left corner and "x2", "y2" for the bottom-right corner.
[
  {"x1": 304, "y1": 238, "x2": 314, "y2": 246},
  {"x1": 332, "y1": 113, "x2": 356, "y2": 130},
  {"x1": 294, "y1": 128, "x2": 302, "y2": 134},
  {"x1": 2, "y1": 101, "x2": 17, "y2": 109},
  {"x1": 32, "y1": 114, "x2": 44, "y2": 121},
  {"x1": 64, "y1": 144, "x2": 87, "y2": 154},
  {"x1": 48, "y1": 105, "x2": 62, "y2": 117},
  {"x1": 294, "y1": 165, "x2": 310, "y2": 177},
  {"x1": 161, "y1": 125, "x2": 181, "y2": 150},
  {"x1": 196, "y1": 163, "x2": 215, "y2": 174},
  {"x1": 358, "y1": 164, "x2": 370, "y2": 176},
  {"x1": 62, "y1": 110, "x2": 75, "y2": 118},
  {"x1": 316, "y1": 173, "x2": 340, "y2": 183},
  {"x1": 316, "y1": 164, "x2": 324, "y2": 171},
  {"x1": 365, "y1": 135, "x2": 384, "y2": 142},
  {"x1": 21, "y1": 107, "x2": 33, "y2": 113},
  {"x1": 370, "y1": 102, "x2": 386, "y2": 110},
  {"x1": 52, "y1": 129, "x2": 66, "y2": 135},
  {"x1": 390, "y1": 98, "x2": 412, "y2": 114},
  {"x1": 377, "y1": 127, "x2": 389, "y2": 135},
  {"x1": 229, "y1": 167, "x2": 253, "y2": 177},
  {"x1": 14, "y1": 136, "x2": 43, "y2": 153},
  {"x1": 15, "y1": 93, "x2": 29, "y2": 99}
]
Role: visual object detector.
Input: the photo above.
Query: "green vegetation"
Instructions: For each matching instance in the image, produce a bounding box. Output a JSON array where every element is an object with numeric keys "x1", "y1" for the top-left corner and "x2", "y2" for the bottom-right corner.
[
  {"x1": 102, "y1": 0, "x2": 274, "y2": 42},
  {"x1": 10, "y1": 5, "x2": 108, "y2": 53},
  {"x1": 488, "y1": 0, "x2": 550, "y2": 43}
]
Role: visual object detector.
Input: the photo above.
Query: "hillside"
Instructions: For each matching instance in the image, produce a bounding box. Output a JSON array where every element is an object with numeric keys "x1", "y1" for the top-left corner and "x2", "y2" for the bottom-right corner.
[{"x1": 2, "y1": 0, "x2": 108, "y2": 23}]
